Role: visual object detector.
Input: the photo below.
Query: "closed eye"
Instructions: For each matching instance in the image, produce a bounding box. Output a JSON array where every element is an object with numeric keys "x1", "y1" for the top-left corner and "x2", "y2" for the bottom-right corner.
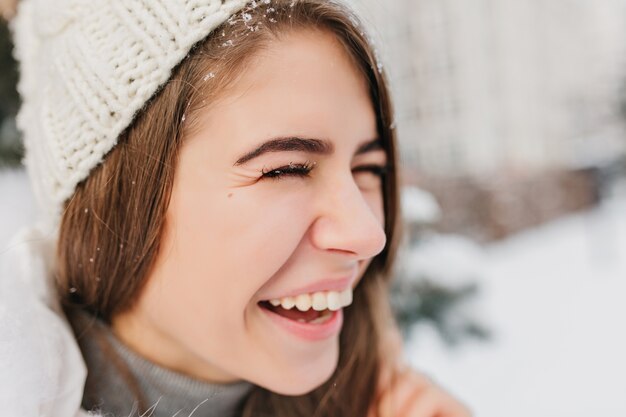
[
  {"x1": 260, "y1": 161, "x2": 317, "y2": 179},
  {"x1": 259, "y1": 161, "x2": 390, "y2": 181},
  {"x1": 352, "y1": 164, "x2": 390, "y2": 178}
]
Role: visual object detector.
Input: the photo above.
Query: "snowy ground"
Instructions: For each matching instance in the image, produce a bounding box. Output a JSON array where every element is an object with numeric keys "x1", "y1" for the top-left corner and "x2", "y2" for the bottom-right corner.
[
  {"x1": 1, "y1": 168, "x2": 625, "y2": 416},
  {"x1": 406, "y1": 185, "x2": 626, "y2": 417},
  {"x1": 0, "y1": 168, "x2": 36, "y2": 251}
]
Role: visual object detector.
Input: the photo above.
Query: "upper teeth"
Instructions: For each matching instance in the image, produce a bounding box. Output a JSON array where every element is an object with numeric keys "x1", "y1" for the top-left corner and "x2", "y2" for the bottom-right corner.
[{"x1": 268, "y1": 288, "x2": 353, "y2": 312}]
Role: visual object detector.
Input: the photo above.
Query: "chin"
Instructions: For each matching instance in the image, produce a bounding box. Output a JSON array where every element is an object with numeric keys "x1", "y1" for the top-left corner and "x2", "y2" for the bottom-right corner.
[{"x1": 259, "y1": 349, "x2": 339, "y2": 396}]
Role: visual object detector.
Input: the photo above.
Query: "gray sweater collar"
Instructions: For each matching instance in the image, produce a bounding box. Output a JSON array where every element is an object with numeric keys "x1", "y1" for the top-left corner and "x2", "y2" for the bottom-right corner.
[{"x1": 73, "y1": 310, "x2": 254, "y2": 417}]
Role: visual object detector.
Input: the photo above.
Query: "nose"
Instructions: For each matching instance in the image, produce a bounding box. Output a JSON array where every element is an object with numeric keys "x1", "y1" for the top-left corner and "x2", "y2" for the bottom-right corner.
[{"x1": 309, "y1": 172, "x2": 387, "y2": 260}]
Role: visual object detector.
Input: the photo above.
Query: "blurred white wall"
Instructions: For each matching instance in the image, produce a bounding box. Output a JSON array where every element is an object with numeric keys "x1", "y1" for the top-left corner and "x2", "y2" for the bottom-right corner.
[{"x1": 353, "y1": 0, "x2": 626, "y2": 178}]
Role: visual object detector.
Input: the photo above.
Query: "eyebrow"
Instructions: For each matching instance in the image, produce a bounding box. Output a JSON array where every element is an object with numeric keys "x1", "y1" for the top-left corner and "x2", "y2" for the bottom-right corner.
[{"x1": 233, "y1": 137, "x2": 384, "y2": 166}]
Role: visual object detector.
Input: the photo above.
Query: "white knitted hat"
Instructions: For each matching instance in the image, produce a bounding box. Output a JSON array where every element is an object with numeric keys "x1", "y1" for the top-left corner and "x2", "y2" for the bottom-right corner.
[{"x1": 10, "y1": 0, "x2": 249, "y2": 228}]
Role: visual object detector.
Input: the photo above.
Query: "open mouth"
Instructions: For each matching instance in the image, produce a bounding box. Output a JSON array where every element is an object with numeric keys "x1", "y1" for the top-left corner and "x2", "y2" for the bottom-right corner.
[
  {"x1": 258, "y1": 301, "x2": 334, "y2": 325},
  {"x1": 256, "y1": 288, "x2": 352, "y2": 339},
  {"x1": 256, "y1": 291, "x2": 349, "y2": 341}
]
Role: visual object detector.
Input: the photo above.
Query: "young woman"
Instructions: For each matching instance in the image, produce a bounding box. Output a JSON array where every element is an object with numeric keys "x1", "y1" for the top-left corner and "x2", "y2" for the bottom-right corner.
[{"x1": 0, "y1": 0, "x2": 472, "y2": 416}]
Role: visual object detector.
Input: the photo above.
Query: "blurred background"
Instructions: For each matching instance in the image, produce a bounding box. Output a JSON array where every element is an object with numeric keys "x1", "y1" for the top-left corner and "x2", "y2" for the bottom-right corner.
[{"x1": 1, "y1": 1, "x2": 626, "y2": 416}]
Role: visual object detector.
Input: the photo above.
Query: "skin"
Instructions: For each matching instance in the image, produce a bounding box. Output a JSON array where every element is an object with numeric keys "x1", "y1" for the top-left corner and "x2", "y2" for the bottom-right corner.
[
  {"x1": 112, "y1": 28, "x2": 387, "y2": 395},
  {"x1": 371, "y1": 325, "x2": 473, "y2": 417},
  {"x1": 111, "y1": 27, "x2": 472, "y2": 415}
]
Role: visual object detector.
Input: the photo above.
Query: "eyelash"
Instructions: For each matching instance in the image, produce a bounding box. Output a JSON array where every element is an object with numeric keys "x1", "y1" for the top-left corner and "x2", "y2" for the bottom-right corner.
[{"x1": 259, "y1": 160, "x2": 390, "y2": 180}]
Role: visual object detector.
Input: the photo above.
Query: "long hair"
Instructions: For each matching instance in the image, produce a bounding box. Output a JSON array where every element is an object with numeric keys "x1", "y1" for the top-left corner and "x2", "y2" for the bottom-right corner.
[{"x1": 55, "y1": 1, "x2": 404, "y2": 416}]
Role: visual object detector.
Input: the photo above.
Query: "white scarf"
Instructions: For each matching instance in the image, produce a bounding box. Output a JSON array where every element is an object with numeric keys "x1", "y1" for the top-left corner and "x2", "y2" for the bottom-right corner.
[{"x1": 0, "y1": 223, "x2": 97, "y2": 417}]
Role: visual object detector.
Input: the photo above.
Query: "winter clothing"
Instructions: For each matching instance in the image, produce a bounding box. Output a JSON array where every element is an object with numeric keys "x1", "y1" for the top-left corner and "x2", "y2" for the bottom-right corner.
[
  {"x1": 9, "y1": 0, "x2": 248, "y2": 228},
  {"x1": 0, "y1": 225, "x2": 253, "y2": 417},
  {"x1": 0, "y1": 224, "x2": 90, "y2": 417},
  {"x1": 3, "y1": 1, "x2": 259, "y2": 415},
  {"x1": 2, "y1": 0, "x2": 370, "y2": 416},
  {"x1": 72, "y1": 309, "x2": 253, "y2": 417}
]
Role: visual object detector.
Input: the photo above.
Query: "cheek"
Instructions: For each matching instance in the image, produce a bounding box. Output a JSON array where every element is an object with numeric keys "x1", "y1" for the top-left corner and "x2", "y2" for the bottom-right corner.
[{"x1": 162, "y1": 183, "x2": 313, "y2": 312}]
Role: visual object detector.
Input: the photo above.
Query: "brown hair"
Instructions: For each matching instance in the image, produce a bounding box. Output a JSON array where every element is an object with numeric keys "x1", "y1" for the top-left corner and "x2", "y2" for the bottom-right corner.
[{"x1": 57, "y1": 1, "x2": 404, "y2": 416}]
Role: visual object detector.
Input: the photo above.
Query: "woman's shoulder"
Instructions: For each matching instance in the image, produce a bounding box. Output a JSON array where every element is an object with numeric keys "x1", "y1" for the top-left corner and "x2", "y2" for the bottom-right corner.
[{"x1": 0, "y1": 224, "x2": 91, "y2": 417}]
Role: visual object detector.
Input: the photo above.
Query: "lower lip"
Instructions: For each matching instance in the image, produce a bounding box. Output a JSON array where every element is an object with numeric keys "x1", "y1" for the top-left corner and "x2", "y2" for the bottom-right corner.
[{"x1": 259, "y1": 305, "x2": 344, "y2": 341}]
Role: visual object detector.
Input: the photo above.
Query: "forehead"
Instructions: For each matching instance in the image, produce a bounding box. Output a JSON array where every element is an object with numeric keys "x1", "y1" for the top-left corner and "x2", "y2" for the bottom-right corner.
[{"x1": 189, "y1": 28, "x2": 378, "y2": 159}]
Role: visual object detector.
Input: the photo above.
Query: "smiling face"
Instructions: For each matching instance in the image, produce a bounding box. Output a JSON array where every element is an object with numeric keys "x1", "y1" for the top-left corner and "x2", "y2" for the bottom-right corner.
[{"x1": 111, "y1": 28, "x2": 388, "y2": 395}]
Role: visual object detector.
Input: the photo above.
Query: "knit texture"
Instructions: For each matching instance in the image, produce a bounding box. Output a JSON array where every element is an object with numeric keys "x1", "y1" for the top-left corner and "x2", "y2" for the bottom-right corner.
[
  {"x1": 10, "y1": 0, "x2": 248, "y2": 228},
  {"x1": 72, "y1": 309, "x2": 254, "y2": 417}
]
